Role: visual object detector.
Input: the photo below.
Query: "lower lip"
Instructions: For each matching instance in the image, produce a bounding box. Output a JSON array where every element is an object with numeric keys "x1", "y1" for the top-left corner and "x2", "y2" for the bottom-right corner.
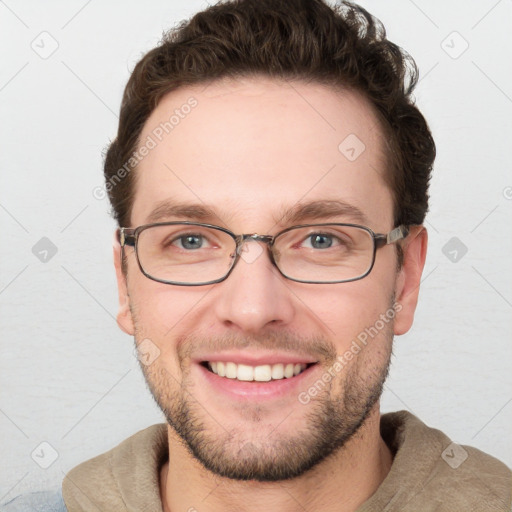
[{"x1": 197, "y1": 363, "x2": 318, "y2": 400}]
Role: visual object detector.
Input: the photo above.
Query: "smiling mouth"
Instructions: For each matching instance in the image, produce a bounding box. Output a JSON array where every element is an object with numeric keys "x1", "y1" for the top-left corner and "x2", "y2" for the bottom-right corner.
[{"x1": 201, "y1": 361, "x2": 316, "y2": 382}]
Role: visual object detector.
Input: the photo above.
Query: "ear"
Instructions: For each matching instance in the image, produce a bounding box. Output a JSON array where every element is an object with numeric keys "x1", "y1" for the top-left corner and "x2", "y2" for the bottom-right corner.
[
  {"x1": 113, "y1": 231, "x2": 135, "y2": 335},
  {"x1": 393, "y1": 226, "x2": 428, "y2": 336}
]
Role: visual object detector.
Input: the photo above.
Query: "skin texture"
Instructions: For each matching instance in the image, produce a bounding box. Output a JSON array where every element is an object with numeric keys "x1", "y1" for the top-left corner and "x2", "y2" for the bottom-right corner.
[{"x1": 113, "y1": 76, "x2": 427, "y2": 512}]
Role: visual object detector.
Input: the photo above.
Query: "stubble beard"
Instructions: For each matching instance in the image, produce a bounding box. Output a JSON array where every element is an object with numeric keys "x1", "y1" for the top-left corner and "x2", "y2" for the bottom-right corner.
[{"x1": 134, "y1": 305, "x2": 394, "y2": 482}]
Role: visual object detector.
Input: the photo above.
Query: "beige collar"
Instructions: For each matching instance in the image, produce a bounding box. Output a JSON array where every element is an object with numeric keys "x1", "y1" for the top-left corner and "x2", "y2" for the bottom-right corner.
[{"x1": 62, "y1": 411, "x2": 512, "y2": 511}]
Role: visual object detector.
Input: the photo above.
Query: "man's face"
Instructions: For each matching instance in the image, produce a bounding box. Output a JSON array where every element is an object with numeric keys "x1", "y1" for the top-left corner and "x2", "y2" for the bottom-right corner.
[{"x1": 114, "y1": 77, "x2": 420, "y2": 481}]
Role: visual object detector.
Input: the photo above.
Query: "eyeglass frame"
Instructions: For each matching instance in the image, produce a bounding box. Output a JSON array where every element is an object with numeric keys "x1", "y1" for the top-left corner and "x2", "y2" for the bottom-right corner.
[{"x1": 118, "y1": 221, "x2": 410, "y2": 286}]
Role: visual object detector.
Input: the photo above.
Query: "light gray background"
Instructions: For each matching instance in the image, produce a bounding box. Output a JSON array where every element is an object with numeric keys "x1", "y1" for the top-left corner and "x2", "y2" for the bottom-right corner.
[{"x1": 1, "y1": 0, "x2": 511, "y2": 500}]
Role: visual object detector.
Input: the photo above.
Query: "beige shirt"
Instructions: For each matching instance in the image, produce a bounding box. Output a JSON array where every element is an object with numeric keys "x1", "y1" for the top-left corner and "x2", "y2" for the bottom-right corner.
[{"x1": 62, "y1": 411, "x2": 512, "y2": 511}]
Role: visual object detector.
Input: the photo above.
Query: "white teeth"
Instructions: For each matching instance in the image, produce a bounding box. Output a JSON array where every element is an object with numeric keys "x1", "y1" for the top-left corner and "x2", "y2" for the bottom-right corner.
[
  {"x1": 207, "y1": 361, "x2": 309, "y2": 381},
  {"x1": 271, "y1": 363, "x2": 284, "y2": 379},
  {"x1": 225, "y1": 362, "x2": 237, "y2": 379},
  {"x1": 237, "y1": 364, "x2": 254, "y2": 381},
  {"x1": 253, "y1": 365, "x2": 271, "y2": 382},
  {"x1": 284, "y1": 363, "x2": 294, "y2": 378}
]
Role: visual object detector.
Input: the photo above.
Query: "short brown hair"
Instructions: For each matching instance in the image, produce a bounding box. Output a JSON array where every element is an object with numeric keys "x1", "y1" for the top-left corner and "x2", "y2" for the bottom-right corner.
[{"x1": 104, "y1": 0, "x2": 435, "y2": 234}]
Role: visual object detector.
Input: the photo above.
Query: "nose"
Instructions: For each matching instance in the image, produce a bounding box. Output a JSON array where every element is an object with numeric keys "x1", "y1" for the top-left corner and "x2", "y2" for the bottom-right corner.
[{"x1": 212, "y1": 240, "x2": 296, "y2": 333}]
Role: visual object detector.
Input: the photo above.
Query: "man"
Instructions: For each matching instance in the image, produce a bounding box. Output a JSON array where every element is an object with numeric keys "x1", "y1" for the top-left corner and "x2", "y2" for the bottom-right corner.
[{"x1": 9, "y1": 0, "x2": 510, "y2": 510}]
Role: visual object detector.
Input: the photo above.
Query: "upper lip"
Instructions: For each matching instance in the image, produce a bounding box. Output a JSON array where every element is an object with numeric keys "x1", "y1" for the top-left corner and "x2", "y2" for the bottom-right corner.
[{"x1": 195, "y1": 351, "x2": 318, "y2": 366}]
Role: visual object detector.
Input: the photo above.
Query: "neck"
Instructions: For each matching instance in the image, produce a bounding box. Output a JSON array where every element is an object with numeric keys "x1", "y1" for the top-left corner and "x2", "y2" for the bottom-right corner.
[{"x1": 160, "y1": 405, "x2": 392, "y2": 512}]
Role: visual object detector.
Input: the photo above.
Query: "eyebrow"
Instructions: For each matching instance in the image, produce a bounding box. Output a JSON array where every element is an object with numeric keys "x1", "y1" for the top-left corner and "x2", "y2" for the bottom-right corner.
[
  {"x1": 146, "y1": 200, "x2": 223, "y2": 224},
  {"x1": 275, "y1": 199, "x2": 369, "y2": 226},
  {"x1": 145, "y1": 199, "x2": 369, "y2": 227}
]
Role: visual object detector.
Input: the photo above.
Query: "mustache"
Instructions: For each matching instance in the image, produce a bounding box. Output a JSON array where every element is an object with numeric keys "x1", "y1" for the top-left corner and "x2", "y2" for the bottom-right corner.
[{"x1": 177, "y1": 331, "x2": 338, "y2": 364}]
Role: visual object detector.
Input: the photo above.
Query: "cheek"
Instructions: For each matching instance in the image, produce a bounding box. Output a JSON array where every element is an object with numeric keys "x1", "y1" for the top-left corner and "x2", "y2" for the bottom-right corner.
[
  {"x1": 129, "y1": 277, "x2": 214, "y2": 348},
  {"x1": 301, "y1": 276, "x2": 395, "y2": 349}
]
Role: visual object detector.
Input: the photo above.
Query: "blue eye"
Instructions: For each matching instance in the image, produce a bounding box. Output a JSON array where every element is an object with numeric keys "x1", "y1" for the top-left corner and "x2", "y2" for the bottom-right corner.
[
  {"x1": 176, "y1": 234, "x2": 204, "y2": 250},
  {"x1": 309, "y1": 234, "x2": 334, "y2": 249}
]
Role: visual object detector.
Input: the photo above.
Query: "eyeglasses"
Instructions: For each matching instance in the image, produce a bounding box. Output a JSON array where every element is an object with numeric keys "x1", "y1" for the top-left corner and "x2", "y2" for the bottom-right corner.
[{"x1": 119, "y1": 222, "x2": 409, "y2": 286}]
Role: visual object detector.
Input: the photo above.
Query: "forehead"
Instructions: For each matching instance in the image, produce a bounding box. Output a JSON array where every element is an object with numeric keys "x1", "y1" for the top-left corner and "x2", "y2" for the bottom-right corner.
[{"x1": 131, "y1": 76, "x2": 393, "y2": 230}]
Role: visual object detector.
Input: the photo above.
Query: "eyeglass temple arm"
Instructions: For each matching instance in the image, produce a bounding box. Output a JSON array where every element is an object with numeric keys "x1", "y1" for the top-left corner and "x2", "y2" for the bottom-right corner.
[
  {"x1": 374, "y1": 225, "x2": 409, "y2": 248},
  {"x1": 118, "y1": 228, "x2": 136, "y2": 247}
]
